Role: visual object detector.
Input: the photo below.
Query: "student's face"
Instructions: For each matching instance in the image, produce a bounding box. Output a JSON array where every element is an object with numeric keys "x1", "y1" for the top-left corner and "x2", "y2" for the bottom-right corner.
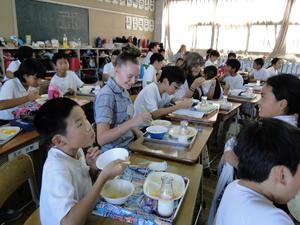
[
  {"x1": 154, "y1": 61, "x2": 164, "y2": 71},
  {"x1": 64, "y1": 106, "x2": 95, "y2": 148},
  {"x1": 259, "y1": 85, "x2": 287, "y2": 118},
  {"x1": 115, "y1": 62, "x2": 139, "y2": 90},
  {"x1": 191, "y1": 64, "x2": 202, "y2": 76},
  {"x1": 162, "y1": 78, "x2": 180, "y2": 95},
  {"x1": 111, "y1": 55, "x2": 118, "y2": 65},
  {"x1": 176, "y1": 59, "x2": 184, "y2": 67},
  {"x1": 24, "y1": 74, "x2": 40, "y2": 87},
  {"x1": 152, "y1": 45, "x2": 160, "y2": 53},
  {"x1": 210, "y1": 56, "x2": 218, "y2": 62},
  {"x1": 225, "y1": 65, "x2": 235, "y2": 75},
  {"x1": 274, "y1": 60, "x2": 283, "y2": 70},
  {"x1": 56, "y1": 58, "x2": 69, "y2": 75},
  {"x1": 253, "y1": 62, "x2": 261, "y2": 70}
]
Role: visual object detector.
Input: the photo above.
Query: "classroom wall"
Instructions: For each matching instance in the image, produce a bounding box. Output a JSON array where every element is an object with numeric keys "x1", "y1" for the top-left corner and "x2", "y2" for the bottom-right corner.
[{"x1": 0, "y1": 0, "x2": 155, "y2": 45}]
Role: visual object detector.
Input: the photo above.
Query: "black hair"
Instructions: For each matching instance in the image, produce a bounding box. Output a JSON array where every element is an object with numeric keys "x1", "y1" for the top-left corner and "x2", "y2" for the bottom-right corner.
[
  {"x1": 112, "y1": 49, "x2": 121, "y2": 56},
  {"x1": 52, "y1": 52, "x2": 69, "y2": 65},
  {"x1": 271, "y1": 57, "x2": 281, "y2": 65},
  {"x1": 209, "y1": 50, "x2": 220, "y2": 58},
  {"x1": 266, "y1": 74, "x2": 300, "y2": 127},
  {"x1": 116, "y1": 45, "x2": 140, "y2": 66},
  {"x1": 16, "y1": 46, "x2": 34, "y2": 62},
  {"x1": 159, "y1": 48, "x2": 165, "y2": 54},
  {"x1": 228, "y1": 52, "x2": 237, "y2": 59},
  {"x1": 235, "y1": 118, "x2": 300, "y2": 183},
  {"x1": 158, "y1": 66, "x2": 185, "y2": 85},
  {"x1": 226, "y1": 59, "x2": 241, "y2": 73},
  {"x1": 34, "y1": 98, "x2": 79, "y2": 140},
  {"x1": 150, "y1": 53, "x2": 164, "y2": 64},
  {"x1": 14, "y1": 59, "x2": 46, "y2": 82},
  {"x1": 148, "y1": 42, "x2": 159, "y2": 51},
  {"x1": 254, "y1": 58, "x2": 264, "y2": 67},
  {"x1": 204, "y1": 66, "x2": 221, "y2": 99}
]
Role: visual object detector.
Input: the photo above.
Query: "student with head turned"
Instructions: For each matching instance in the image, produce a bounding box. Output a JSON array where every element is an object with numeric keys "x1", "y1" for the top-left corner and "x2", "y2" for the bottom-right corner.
[
  {"x1": 49, "y1": 52, "x2": 84, "y2": 96},
  {"x1": 0, "y1": 59, "x2": 45, "y2": 122},
  {"x1": 250, "y1": 58, "x2": 270, "y2": 81},
  {"x1": 202, "y1": 65, "x2": 223, "y2": 99},
  {"x1": 102, "y1": 49, "x2": 120, "y2": 81},
  {"x1": 204, "y1": 50, "x2": 220, "y2": 68},
  {"x1": 143, "y1": 42, "x2": 160, "y2": 65},
  {"x1": 175, "y1": 58, "x2": 184, "y2": 67},
  {"x1": 134, "y1": 66, "x2": 192, "y2": 119},
  {"x1": 34, "y1": 98, "x2": 128, "y2": 225},
  {"x1": 215, "y1": 118, "x2": 300, "y2": 225},
  {"x1": 267, "y1": 57, "x2": 283, "y2": 77},
  {"x1": 222, "y1": 59, "x2": 244, "y2": 90},
  {"x1": 142, "y1": 53, "x2": 164, "y2": 88},
  {"x1": 94, "y1": 47, "x2": 152, "y2": 152},
  {"x1": 5, "y1": 46, "x2": 34, "y2": 79}
]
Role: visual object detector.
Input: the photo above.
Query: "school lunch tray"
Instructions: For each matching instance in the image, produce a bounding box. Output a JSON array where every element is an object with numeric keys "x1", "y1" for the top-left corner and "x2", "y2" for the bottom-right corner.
[
  {"x1": 143, "y1": 127, "x2": 198, "y2": 149},
  {"x1": 228, "y1": 92, "x2": 257, "y2": 100},
  {"x1": 75, "y1": 91, "x2": 96, "y2": 97},
  {"x1": 92, "y1": 167, "x2": 190, "y2": 225}
]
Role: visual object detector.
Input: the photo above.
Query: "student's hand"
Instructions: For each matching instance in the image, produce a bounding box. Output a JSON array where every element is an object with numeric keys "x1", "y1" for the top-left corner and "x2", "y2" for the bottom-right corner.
[
  {"x1": 27, "y1": 90, "x2": 40, "y2": 101},
  {"x1": 191, "y1": 77, "x2": 205, "y2": 89},
  {"x1": 132, "y1": 112, "x2": 152, "y2": 127},
  {"x1": 101, "y1": 159, "x2": 129, "y2": 180},
  {"x1": 66, "y1": 88, "x2": 76, "y2": 95},
  {"x1": 223, "y1": 151, "x2": 239, "y2": 169},
  {"x1": 176, "y1": 99, "x2": 193, "y2": 109},
  {"x1": 86, "y1": 147, "x2": 100, "y2": 170}
]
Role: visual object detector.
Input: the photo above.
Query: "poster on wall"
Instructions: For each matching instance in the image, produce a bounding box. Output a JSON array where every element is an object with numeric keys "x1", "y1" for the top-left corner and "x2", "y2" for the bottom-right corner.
[
  {"x1": 149, "y1": 0, "x2": 154, "y2": 11},
  {"x1": 144, "y1": 0, "x2": 149, "y2": 11},
  {"x1": 112, "y1": 0, "x2": 119, "y2": 4},
  {"x1": 127, "y1": 0, "x2": 133, "y2": 7},
  {"x1": 132, "y1": 0, "x2": 138, "y2": 8},
  {"x1": 120, "y1": 0, "x2": 126, "y2": 6},
  {"x1": 125, "y1": 16, "x2": 132, "y2": 30},
  {"x1": 149, "y1": 19, "x2": 154, "y2": 31},
  {"x1": 143, "y1": 18, "x2": 149, "y2": 31},
  {"x1": 139, "y1": 0, "x2": 144, "y2": 9},
  {"x1": 132, "y1": 17, "x2": 138, "y2": 30},
  {"x1": 105, "y1": 0, "x2": 111, "y2": 3},
  {"x1": 138, "y1": 18, "x2": 144, "y2": 31}
]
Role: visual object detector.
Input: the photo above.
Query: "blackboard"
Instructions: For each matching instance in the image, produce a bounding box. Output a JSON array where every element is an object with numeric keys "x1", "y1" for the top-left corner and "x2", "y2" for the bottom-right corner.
[{"x1": 16, "y1": 0, "x2": 89, "y2": 44}]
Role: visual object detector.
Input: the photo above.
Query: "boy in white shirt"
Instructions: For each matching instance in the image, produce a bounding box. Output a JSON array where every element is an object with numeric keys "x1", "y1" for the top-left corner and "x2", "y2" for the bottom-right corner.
[
  {"x1": 134, "y1": 66, "x2": 192, "y2": 119},
  {"x1": 215, "y1": 118, "x2": 300, "y2": 225},
  {"x1": 250, "y1": 58, "x2": 270, "y2": 81},
  {"x1": 223, "y1": 59, "x2": 244, "y2": 90},
  {"x1": 204, "y1": 50, "x2": 220, "y2": 68},
  {"x1": 143, "y1": 42, "x2": 160, "y2": 65},
  {"x1": 34, "y1": 97, "x2": 128, "y2": 225},
  {"x1": 267, "y1": 57, "x2": 283, "y2": 77},
  {"x1": 49, "y1": 52, "x2": 84, "y2": 96},
  {"x1": 102, "y1": 49, "x2": 120, "y2": 81},
  {"x1": 142, "y1": 53, "x2": 164, "y2": 88}
]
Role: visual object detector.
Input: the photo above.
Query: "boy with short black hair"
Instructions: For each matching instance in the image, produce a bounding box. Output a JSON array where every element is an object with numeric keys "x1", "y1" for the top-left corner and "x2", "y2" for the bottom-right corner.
[
  {"x1": 34, "y1": 97, "x2": 127, "y2": 225},
  {"x1": 143, "y1": 42, "x2": 160, "y2": 65},
  {"x1": 223, "y1": 59, "x2": 244, "y2": 90},
  {"x1": 134, "y1": 66, "x2": 192, "y2": 119},
  {"x1": 204, "y1": 50, "x2": 220, "y2": 68},
  {"x1": 102, "y1": 49, "x2": 121, "y2": 81},
  {"x1": 142, "y1": 53, "x2": 164, "y2": 88},
  {"x1": 251, "y1": 57, "x2": 270, "y2": 81},
  {"x1": 49, "y1": 52, "x2": 84, "y2": 96},
  {"x1": 215, "y1": 118, "x2": 300, "y2": 225}
]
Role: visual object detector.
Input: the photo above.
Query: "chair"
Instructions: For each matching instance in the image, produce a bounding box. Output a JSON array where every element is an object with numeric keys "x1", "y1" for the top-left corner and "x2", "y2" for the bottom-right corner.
[{"x1": 0, "y1": 154, "x2": 40, "y2": 224}]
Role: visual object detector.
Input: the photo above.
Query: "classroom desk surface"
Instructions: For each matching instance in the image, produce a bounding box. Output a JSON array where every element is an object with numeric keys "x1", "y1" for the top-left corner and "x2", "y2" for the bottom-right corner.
[
  {"x1": 218, "y1": 102, "x2": 241, "y2": 121},
  {"x1": 87, "y1": 154, "x2": 202, "y2": 225},
  {"x1": 128, "y1": 126, "x2": 213, "y2": 164},
  {"x1": 228, "y1": 93, "x2": 261, "y2": 104},
  {"x1": 0, "y1": 130, "x2": 39, "y2": 156}
]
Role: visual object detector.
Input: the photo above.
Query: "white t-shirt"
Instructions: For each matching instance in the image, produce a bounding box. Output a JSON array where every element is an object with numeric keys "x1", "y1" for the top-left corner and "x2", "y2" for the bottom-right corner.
[
  {"x1": 204, "y1": 59, "x2": 218, "y2": 68},
  {"x1": 134, "y1": 82, "x2": 172, "y2": 115},
  {"x1": 251, "y1": 68, "x2": 270, "y2": 81},
  {"x1": 40, "y1": 147, "x2": 92, "y2": 225},
  {"x1": 143, "y1": 51, "x2": 153, "y2": 65},
  {"x1": 267, "y1": 66, "x2": 279, "y2": 77},
  {"x1": 50, "y1": 71, "x2": 84, "y2": 95},
  {"x1": 223, "y1": 74, "x2": 244, "y2": 90},
  {"x1": 0, "y1": 78, "x2": 28, "y2": 120},
  {"x1": 142, "y1": 64, "x2": 157, "y2": 88},
  {"x1": 201, "y1": 80, "x2": 224, "y2": 99},
  {"x1": 5, "y1": 60, "x2": 21, "y2": 81},
  {"x1": 215, "y1": 180, "x2": 294, "y2": 225},
  {"x1": 103, "y1": 62, "x2": 115, "y2": 78}
]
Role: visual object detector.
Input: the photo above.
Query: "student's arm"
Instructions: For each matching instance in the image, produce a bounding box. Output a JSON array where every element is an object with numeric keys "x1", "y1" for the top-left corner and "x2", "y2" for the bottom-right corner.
[
  {"x1": 151, "y1": 99, "x2": 193, "y2": 119},
  {"x1": 183, "y1": 77, "x2": 206, "y2": 98},
  {"x1": 61, "y1": 160, "x2": 127, "y2": 225},
  {"x1": 102, "y1": 73, "x2": 110, "y2": 82},
  {"x1": 5, "y1": 71, "x2": 15, "y2": 79},
  {"x1": 96, "y1": 113, "x2": 150, "y2": 146}
]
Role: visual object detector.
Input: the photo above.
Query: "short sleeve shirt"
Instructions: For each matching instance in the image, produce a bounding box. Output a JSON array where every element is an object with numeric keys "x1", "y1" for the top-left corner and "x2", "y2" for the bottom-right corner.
[{"x1": 50, "y1": 71, "x2": 84, "y2": 95}]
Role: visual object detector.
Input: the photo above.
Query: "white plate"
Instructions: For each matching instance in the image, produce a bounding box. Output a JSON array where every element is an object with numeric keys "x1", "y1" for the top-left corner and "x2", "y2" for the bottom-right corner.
[
  {"x1": 143, "y1": 172, "x2": 186, "y2": 200},
  {"x1": 96, "y1": 148, "x2": 129, "y2": 170},
  {"x1": 0, "y1": 126, "x2": 21, "y2": 141},
  {"x1": 194, "y1": 103, "x2": 218, "y2": 113},
  {"x1": 168, "y1": 126, "x2": 197, "y2": 139},
  {"x1": 151, "y1": 120, "x2": 172, "y2": 127}
]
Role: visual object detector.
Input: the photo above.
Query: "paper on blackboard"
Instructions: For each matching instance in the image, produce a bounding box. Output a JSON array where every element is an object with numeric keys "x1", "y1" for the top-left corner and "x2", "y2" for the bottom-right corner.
[{"x1": 126, "y1": 16, "x2": 132, "y2": 30}]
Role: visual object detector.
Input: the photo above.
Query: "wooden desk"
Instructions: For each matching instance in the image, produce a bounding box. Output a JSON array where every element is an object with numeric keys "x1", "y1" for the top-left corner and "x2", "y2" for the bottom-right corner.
[
  {"x1": 128, "y1": 126, "x2": 213, "y2": 164},
  {"x1": 88, "y1": 154, "x2": 203, "y2": 225},
  {"x1": 228, "y1": 94, "x2": 261, "y2": 105},
  {"x1": 218, "y1": 102, "x2": 241, "y2": 121}
]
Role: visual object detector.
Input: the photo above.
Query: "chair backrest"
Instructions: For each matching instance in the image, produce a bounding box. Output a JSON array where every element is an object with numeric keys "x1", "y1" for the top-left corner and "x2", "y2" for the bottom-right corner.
[{"x1": 0, "y1": 154, "x2": 39, "y2": 208}]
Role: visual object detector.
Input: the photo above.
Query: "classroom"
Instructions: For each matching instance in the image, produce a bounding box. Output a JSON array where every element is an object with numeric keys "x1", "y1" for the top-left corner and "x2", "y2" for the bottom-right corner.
[{"x1": 0, "y1": 0, "x2": 300, "y2": 225}]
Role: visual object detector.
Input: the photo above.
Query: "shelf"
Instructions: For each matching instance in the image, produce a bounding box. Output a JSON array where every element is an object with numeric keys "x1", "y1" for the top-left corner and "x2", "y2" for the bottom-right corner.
[{"x1": 81, "y1": 68, "x2": 97, "y2": 70}]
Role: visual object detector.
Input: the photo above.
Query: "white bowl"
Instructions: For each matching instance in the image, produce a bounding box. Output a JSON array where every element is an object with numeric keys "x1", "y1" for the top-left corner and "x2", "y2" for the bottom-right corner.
[
  {"x1": 101, "y1": 179, "x2": 135, "y2": 205},
  {"x1": 96, "y1": 148, "x2": 129, "y2": 170},
  {"x1": 151, "y1": 120, "x2": 172, "y2": 127}
]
